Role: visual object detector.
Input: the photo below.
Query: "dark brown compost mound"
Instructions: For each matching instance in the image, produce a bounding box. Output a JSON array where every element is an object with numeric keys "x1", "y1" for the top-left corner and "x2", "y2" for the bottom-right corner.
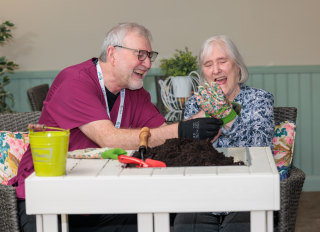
[{"x1": 132, "y1": 138, "x2": 244, "y2": 167}]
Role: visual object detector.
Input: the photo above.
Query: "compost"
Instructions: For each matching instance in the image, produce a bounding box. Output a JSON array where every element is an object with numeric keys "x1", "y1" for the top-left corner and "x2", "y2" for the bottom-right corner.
[{"x1": 132, "y1": 138, "x2": 244, "y2": 167}]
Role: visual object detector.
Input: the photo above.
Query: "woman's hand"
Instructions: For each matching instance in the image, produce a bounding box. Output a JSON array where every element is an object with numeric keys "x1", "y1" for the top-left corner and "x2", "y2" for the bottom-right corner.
[
  {"x1": 188, "y1": 110, "x2": 206, "y2": 119},
  {"x1": 195, "y1": 82, "x2": 238, "y2": 125},
  {"x1": 210, "y1": 128, "x2": 222, "y2": 143}
]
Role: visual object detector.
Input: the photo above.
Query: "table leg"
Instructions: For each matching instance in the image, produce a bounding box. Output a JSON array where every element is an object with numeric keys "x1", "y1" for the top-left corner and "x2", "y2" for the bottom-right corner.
[
  {"x1": 250, "y1": 211, "x2": 267, "y2": 232},
  {"x1": 138, "y1": 213, "x2": 153, "y2": 232},
  {"x1": 36, "y1": 215, "x2": 43, "y2": 232},
  {"x1": 61, "y1": 214, "x2": 69, "y2": 232},
  {"x1": 154, "y1": 213, "x2": 170, "y2": 232},
  {"x1": 267, "y1": 211, "x2": 273, "y2": 232},
  {"x1": 42, "y1": 214, "x2": 59, "y2": 232}
]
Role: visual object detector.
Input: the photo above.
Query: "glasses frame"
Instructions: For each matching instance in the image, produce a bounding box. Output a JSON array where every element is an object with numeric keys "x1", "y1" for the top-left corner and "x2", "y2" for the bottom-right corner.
[{"x1": 114, "y1": 45, "x2": 158, "y2": 62}]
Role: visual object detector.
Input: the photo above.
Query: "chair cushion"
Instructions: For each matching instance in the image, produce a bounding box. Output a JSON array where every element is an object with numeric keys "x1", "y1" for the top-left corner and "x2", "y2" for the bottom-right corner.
[
  {"x1": 273, "y1": 120, "x2": 296, "y2": 181},
  {"x1": 0, "y1": 131, "x2": 29, "y2": 184}
]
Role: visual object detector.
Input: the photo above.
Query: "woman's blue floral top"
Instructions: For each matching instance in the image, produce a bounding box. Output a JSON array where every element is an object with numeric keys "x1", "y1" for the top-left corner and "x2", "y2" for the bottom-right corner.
[{"x1": 184, "y1": 85, "x2": 275, "y2": 148}]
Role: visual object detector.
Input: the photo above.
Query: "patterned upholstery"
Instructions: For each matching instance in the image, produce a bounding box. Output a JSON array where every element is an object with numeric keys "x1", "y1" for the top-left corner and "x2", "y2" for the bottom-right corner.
[{"x1": 0, "y1": 112, "x2": 41, "y2": 232}]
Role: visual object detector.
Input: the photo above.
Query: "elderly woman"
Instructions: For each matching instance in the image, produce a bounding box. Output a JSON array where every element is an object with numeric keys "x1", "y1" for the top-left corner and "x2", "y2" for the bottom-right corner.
[{"x1": 174, "y1": 35, "x2": 274, "y2": 232}]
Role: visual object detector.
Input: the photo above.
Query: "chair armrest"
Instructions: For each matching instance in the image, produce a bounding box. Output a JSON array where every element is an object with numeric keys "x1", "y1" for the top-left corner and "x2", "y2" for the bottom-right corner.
[
  {"x1": 278, "y1": 166, "x2": 306, "y2": 232},
  {"x1": 0, "y1": 184, "x2": 20, "y2": 231}
]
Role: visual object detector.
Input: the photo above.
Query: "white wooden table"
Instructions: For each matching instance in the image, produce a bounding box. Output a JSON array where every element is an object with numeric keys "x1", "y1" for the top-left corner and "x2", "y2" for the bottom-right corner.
[{"x1": 25, "y1": 147, "x2": 280, "y2": 232}]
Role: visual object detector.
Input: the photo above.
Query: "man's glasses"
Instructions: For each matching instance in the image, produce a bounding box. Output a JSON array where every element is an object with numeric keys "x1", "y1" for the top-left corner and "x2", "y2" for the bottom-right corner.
[{"x1": 114, "y1": 45, "x2": 158, "y2": 62}]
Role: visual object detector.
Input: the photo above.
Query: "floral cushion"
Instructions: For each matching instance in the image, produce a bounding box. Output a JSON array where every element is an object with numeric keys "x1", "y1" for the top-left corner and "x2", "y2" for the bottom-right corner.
[
  {"x1": 273, "y1": 120, "x2": 296, "y2": 181},
  {"x1": 0, "y1": 131, "x2": 29, "y2": 185}
]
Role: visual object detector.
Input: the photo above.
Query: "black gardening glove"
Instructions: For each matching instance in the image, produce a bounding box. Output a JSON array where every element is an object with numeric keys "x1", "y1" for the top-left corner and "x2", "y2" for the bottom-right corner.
[{"x1": 178, "y1": 118, "x2": 223, "y2": 140}]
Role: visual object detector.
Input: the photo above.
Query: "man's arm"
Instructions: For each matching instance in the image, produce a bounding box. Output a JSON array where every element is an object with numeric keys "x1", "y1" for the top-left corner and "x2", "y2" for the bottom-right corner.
[
  {"x1": 79, "y1": 120, "x2": 178, "y2": 150},
  {"x1": 79, "y1": 116, "x2": 223, "y2": 150}
]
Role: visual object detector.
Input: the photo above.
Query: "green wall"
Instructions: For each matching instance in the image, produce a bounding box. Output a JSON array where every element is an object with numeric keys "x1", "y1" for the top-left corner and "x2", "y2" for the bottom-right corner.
[{"x1": 5, "y1": 65, "x2": 320, "y2": 191}]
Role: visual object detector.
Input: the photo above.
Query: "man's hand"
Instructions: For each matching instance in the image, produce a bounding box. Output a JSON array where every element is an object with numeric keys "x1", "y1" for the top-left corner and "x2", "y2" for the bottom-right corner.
[{"x1": 178, "y1": 117, "x2": 223, "y2": 140}]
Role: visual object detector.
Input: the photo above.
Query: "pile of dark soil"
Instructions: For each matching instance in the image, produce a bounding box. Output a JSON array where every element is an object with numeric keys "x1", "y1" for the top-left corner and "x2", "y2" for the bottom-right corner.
[{"x1": 132, "y1": 138, "x2": 244, "y2": 167}]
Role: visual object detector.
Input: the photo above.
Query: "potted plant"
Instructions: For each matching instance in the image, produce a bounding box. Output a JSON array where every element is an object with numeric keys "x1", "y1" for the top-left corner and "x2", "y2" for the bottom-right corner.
[
  {"x1": 159, "y1": 47, "x2": 198, "y2": 98},
  {"x1": 0, "y1": 21, "x2": 19, "y2": 112},
  {"x1": 157, "y1": 47, "x2": 199, "y2": 121},
  {"x1": 160, "y1": 47, "x2": 198, "y2": 77}
]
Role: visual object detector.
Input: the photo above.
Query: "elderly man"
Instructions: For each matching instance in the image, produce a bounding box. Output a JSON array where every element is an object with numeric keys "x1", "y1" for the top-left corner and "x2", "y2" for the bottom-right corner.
[{"x1": 9, "y1": 23, "x2": 222, "y2": 232}]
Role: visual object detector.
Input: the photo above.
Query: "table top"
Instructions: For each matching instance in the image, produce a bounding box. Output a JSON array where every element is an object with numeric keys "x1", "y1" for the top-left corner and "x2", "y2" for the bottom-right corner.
[{"x1": 26, "y1": 147, "x2": 280, "y2": 215}]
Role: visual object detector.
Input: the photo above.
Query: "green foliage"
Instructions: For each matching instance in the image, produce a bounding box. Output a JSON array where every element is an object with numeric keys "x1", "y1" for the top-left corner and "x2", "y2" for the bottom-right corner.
[
  {"x1": 0, "y1": 21, "x2": 15, "y2": 43},
  {"x1": 0, "y1": 21, "x2": 18, "y2": 112},
  {"x1": 159, "y1": 47, "x2": 198, "y2": 77}
]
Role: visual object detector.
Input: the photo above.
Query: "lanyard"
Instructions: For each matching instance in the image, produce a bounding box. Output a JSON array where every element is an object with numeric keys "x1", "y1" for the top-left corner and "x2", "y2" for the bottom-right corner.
[{"x1": 96, "y1": 62, "x2": 125, "y2": 128}]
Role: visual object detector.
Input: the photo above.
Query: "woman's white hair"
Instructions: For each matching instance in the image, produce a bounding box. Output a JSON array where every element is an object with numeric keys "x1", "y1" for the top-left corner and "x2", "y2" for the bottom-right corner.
[
  {"x1": 198, "y1": 35, "x2": 249, "y2": 84},
  {"x1": 99, "y1": 22, "x2": 152, "y2": 62}
]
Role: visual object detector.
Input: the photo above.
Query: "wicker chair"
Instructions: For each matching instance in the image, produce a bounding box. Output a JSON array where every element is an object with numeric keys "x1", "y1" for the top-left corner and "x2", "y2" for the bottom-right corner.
[
  {"x1": 0, "y1": 112, "x2": 41, "y2": 232},
  {"x1": 274, "y1": 107, "x2": 306, "y2": 232},
  {"x1": 27, "y1": 84, "x2": 49, "y2": 111}
]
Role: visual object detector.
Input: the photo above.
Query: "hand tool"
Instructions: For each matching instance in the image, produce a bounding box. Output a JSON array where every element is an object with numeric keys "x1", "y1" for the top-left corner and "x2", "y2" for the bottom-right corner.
[
  {"x1": 118, "y1": 155, "x2": 149, "y2": 168},
  {"x1": 101, "y1": 148, "x2": 127, "y2": 160},
  {"x1": 118, "y1": 155, "x2": 166, "y2": 168},
  {"x1": 139, "y1": 127, "x2": 150, "y2": 160}
]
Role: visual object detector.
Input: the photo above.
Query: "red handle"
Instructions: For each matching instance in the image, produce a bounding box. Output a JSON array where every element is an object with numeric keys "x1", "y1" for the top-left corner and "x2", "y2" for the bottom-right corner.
[
  {"x1": 118, "y1": 155, "x2": 149, "y2": 168},
  {"x1": 145, "y1": 158, "x2": 166, "y2": 167}
]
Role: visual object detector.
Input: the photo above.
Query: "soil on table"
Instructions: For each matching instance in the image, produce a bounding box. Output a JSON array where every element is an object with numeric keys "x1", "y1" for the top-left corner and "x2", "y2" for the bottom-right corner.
[{"x1": 132, "y1": 138, "x2": 244, "y2": 167}]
